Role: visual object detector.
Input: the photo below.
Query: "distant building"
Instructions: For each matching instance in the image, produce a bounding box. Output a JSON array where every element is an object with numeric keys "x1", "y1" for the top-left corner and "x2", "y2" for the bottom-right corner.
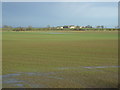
[
  {"x1": 62, "y1": 25, "x2": 76, "y2": 29},
  {"x1": 69, "y1": 25, "x2": 76, "y2": 29},
  {"x1": 56, "y1": 25, "x2": 91, "y2": 29},
  {"x1": 56, "y1": 26, "x2": 63, "y2": 29},
  {"x1": 80, "y1": 26, "x2": 85, "y2": 28}
]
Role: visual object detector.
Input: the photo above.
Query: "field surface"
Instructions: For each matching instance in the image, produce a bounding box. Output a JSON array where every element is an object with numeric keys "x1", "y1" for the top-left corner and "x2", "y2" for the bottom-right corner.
[{"x1": 2, "y1": 31, "x2": 118, "y2": 88}]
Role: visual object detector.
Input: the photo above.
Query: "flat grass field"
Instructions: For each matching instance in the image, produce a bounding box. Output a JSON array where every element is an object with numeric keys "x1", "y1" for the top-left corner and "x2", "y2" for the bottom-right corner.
[{"x1": 2, "y1": 31, "x2": 118, "y2": 88}]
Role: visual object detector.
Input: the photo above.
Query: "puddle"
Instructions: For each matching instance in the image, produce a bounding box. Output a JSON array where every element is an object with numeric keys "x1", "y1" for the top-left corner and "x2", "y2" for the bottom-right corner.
[
  {"x1": 15, "y1": 84, "x2": 24, "y2": 87},
  {"x1": 57, "y1": 67, "x2": 71, "y2": 70},
  {"x1": 2, "y1": 65, "x2": 119, "y2": 87},
  {"x1": 24, "y1": 72, "x2": 56, "y2": 76},
  {"x1": 57, "y1": 66, "x2": 120, "y2": 70},
  {"x1": 49, "y1": 76, "x2": 63, "y2": 80},
  {"x1": 47, "y1": 32, "x2": 65, "y2": 34},
  {"x1": 83, "y1": 66, "x2": 120, "y2": 69},
  {"x1": 3, "y1": 76, "x2": 46, "y2": 88},
  {"x1": 2, "y1": 71, "x2": 63, "y2": 88},
  {"x1": 27, "y1": 83, "x2": 45, "y2": 88},
  {"x1": 3, "y1": 78, "x2": 24, "y2": 84},
  {"x1": 24, "y1": 72, "x2": 63, "y2": 80},
  {"x1": 2, "y1": 73, "x2": 21, "y2": 78}
]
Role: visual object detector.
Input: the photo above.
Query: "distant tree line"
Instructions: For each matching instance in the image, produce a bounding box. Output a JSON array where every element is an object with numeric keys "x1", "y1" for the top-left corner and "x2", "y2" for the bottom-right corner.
[{"x1": 2, "y1": 25, "x2": 119, "y2": 31}]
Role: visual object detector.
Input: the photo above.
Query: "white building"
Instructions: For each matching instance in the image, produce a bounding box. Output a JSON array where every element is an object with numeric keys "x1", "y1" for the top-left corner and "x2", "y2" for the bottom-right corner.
[
  {"x1": 69, "y1": 25, "x2": 76, "y2": 29},
  {"x1": 56, "y1": 26, "x2": 63, "y2": 29},
  {"x1": 80, "y1": 26, "x2": 85, "y2": 28}
]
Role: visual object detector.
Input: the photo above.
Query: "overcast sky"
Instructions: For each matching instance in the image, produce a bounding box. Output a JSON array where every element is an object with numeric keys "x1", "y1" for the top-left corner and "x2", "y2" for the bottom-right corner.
[{"x1": 2, "y1": 2, "x2": 118, "y2": 28}]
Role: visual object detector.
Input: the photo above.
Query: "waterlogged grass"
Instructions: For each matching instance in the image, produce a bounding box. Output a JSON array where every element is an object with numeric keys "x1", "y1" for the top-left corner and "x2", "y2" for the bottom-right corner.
[{"x1": 2, "y1": 31, "x2": 118, "y2": 88}]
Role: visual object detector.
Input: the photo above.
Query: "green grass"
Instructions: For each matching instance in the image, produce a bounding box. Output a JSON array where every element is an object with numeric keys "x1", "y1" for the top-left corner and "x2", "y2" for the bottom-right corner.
[{"x1": 2, "y1": 31, "x2": 118, "y2": 88}]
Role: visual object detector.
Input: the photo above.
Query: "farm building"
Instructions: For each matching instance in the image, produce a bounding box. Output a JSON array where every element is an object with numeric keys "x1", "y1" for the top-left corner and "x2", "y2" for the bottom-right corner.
[
  {"x1": 69, "y1": 25, "x2": 76, "y2": 29},
  {"x1": 56, "y1": 26, "x2": 63, "y2": 29}
]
